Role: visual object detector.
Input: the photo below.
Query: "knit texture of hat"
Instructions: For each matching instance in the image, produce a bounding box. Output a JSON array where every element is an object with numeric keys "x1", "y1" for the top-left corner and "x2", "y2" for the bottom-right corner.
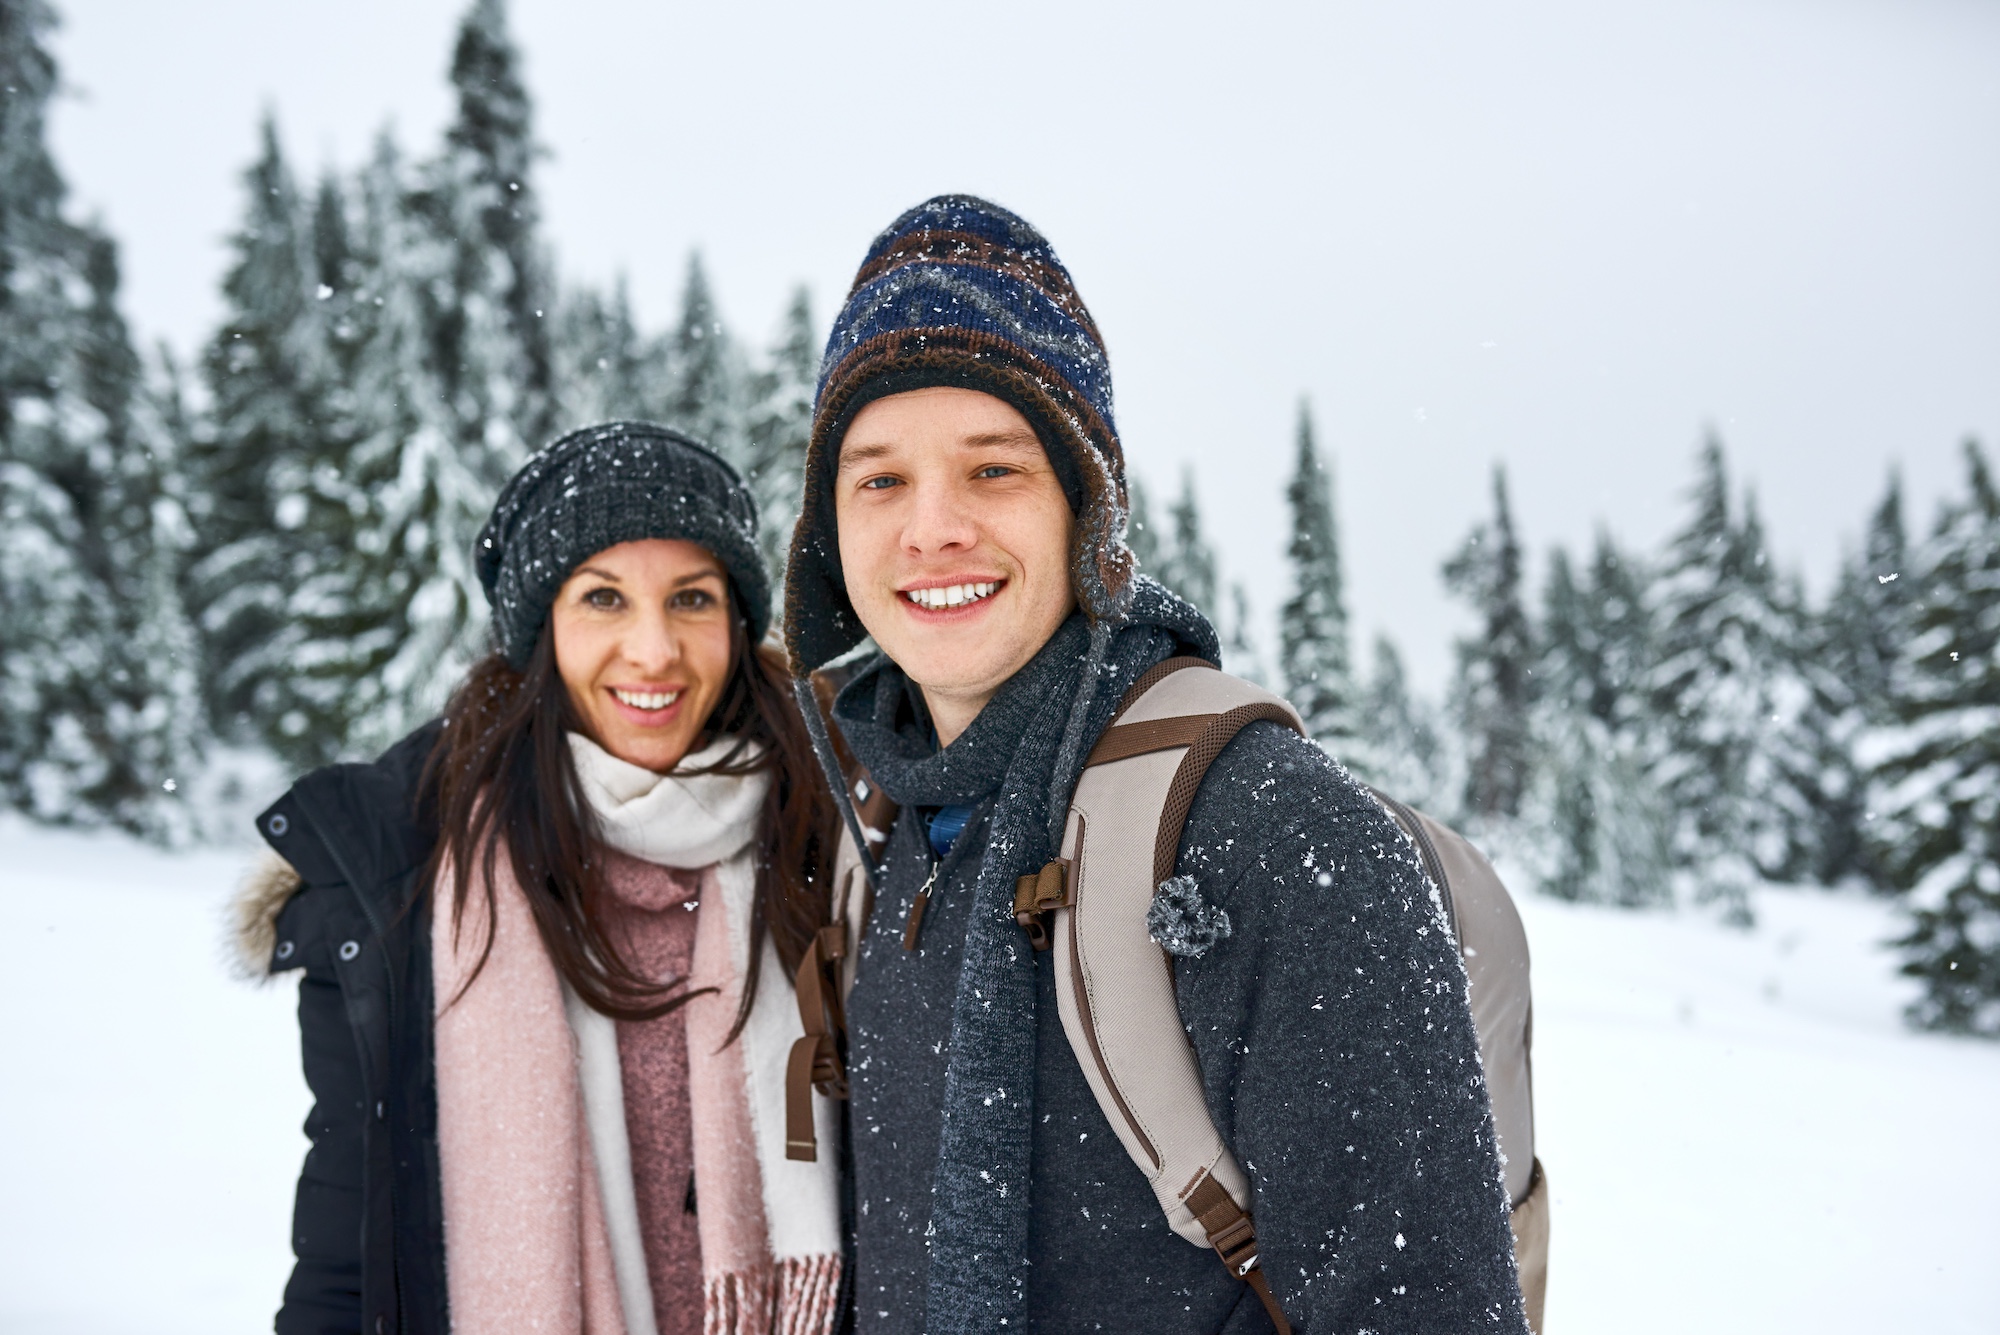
[
  {"x1": 783, "y1": 194, "x2": 1134, "y2": 675},
  {"x1": 476, "y1": 421, "x2": 769, "y2": 668}
]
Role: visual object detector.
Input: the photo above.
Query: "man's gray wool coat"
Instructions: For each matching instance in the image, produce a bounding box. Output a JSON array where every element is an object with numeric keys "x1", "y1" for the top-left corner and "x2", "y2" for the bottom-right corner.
[{"x1": 833, "y1": 594, "x2": 1530, "y2": 1335}]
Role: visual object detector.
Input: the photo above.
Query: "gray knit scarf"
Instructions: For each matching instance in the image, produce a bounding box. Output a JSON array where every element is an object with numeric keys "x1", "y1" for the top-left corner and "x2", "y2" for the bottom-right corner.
[{"x1": 821, "y1": 581, "x2": 1218, "y2": 1333}]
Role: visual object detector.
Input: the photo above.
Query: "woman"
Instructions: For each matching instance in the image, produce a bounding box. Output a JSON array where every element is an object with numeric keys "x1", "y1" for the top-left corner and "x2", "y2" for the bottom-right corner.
[{"x1": 233, "y1": 422, "x2": 842, "y2": 1335}]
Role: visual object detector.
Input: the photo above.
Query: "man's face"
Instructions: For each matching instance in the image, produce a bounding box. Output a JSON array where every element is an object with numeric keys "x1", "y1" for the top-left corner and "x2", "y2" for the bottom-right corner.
[{"x1": 834, "y1": 386, "x2": 1076, "y2": 741}]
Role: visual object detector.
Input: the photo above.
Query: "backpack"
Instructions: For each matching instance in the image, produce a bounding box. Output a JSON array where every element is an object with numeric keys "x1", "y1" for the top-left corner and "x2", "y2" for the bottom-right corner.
[{"x1": 787, "y1": 658, "x2": 1549, "y2": 1333}]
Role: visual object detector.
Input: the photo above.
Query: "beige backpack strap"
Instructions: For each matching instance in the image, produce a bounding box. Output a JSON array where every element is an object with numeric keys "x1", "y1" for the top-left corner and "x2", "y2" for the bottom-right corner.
[{"x1": 1028, "y1": 659, "x2": 1303, "y2": 1332}]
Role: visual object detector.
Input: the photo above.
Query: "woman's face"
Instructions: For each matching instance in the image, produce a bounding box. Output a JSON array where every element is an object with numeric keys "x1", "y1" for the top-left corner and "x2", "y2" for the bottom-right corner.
[{"x1": 551, "y1": 539, "x2": 736, "y2": 773}]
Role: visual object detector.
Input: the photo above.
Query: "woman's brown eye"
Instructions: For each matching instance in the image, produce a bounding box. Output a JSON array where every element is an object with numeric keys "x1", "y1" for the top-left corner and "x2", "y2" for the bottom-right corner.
[{"x1": 585, "y1": 587, "x2": 621, "y2": 609}]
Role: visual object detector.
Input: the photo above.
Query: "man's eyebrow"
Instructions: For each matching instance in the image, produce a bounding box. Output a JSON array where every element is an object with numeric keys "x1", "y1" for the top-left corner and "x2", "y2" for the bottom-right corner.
[
  {"x1": 837, "y1": 441, "x2": 897, "y2": 472},
  {"x1": 836, "y1": 430, "x2": 1041, "y2": 472},
  {"x1": 962, "y1": 430, "x2": 1042, "y2": 450}
]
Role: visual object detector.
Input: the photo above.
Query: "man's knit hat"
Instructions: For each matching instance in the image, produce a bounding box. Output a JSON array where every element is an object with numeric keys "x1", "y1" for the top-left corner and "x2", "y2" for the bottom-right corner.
[
  {"x1": 783, "y1": 194, "x2": 1135, "y2": 674},
  {"x1": 476, "y1": 420, "x2": 770, "y2": 668}
]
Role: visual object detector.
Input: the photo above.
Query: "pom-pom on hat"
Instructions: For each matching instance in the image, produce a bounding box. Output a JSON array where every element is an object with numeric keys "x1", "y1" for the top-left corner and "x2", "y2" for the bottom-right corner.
[
  {"x1": 783, "y1": 194, "x2": 1135, "y2": 674},
  {"x1": 476, "y1": 420, "x2": 770, "y2": 668}
]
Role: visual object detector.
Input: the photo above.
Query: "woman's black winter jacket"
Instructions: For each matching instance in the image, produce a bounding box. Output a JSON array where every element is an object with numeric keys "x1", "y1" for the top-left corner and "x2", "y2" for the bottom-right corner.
[{"x1": 260, "y1": 723, "x2": 447, "y2": 1335}]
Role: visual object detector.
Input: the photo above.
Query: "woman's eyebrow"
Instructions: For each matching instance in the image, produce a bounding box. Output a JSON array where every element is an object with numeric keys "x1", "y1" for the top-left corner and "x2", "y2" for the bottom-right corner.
[
  {"x1": 574, "y1": 565, "x2": 621, "y2": 582},
  {"x1": 672, "y1": 567, "x2": 726, "y2": 588}
]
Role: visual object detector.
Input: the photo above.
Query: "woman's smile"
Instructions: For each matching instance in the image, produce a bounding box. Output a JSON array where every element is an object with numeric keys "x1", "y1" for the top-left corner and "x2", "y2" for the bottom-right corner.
[{"x1": 553, "y1": 539, "x2": 735, "y2": 772}]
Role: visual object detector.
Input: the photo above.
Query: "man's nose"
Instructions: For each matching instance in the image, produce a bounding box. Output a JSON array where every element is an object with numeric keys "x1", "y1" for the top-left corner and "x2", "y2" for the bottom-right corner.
[{"x1": 902, "y1": 477, "x2": 978, "y2": 555}]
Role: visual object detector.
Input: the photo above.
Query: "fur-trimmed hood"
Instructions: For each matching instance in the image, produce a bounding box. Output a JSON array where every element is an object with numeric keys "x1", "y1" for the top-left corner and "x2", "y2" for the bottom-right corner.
[
  {"x1": 229, "y1": 847, "x2": 303, "y2": 981},
  {"x1": 227, "y1": 719, "x2": 441, "y2": 983}
]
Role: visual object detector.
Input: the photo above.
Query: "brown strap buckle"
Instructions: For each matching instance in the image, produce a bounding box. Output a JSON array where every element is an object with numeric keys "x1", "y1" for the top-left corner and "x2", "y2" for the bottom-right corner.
[
  {"x1": 1206, "y1": 1213, "x2": 1259, "y2": 1274},
  {"x1": 785, "y1": 923, "x2": 851, "y2": 1162},
  {"x1": 1011, "y1": 858, "x2": 1072, "y2": 951},
  {"x1": 1183, "y1": 1169, "x2": 1293, "y2": 1334}
]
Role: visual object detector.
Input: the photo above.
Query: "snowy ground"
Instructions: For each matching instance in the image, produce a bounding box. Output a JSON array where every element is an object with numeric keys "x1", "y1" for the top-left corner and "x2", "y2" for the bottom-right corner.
[
  {"x1": 2, "y1": 821, "x2": 1996, "y2": 1334},
  {"x1": 1519, "y1": 883, "x2": 2000, "y2": 1334}
]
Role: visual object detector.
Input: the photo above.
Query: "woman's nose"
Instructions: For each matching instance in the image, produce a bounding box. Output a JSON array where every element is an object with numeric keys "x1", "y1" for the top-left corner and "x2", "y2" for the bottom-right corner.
[{"x1": 623, "y1": 609, "x2": 683, "y2": 670}]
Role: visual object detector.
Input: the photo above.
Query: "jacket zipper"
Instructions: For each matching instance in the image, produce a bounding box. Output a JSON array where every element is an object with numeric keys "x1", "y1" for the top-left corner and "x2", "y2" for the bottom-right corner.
[{"x1": 294, "y1": 803, "x2": 408, "y2": 1334}]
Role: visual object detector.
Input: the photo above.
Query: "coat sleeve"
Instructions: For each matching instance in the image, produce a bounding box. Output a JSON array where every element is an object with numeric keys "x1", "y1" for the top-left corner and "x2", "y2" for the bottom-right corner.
[
  {"x1": 1171, "y1": 723, "x2": 1531, "y2": 1334},
  {"x1": 273, "y1": 885, "x2": 369, "y2": 1335}
]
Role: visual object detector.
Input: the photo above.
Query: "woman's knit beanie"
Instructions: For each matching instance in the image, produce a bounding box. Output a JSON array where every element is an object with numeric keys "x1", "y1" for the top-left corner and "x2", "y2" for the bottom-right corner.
[
  {"x1": 476, "y1": 420, "x2": 770, "y2": 668},
  {"x1": 783, "y1": 194, "x2": 1135, "y2": 676}
]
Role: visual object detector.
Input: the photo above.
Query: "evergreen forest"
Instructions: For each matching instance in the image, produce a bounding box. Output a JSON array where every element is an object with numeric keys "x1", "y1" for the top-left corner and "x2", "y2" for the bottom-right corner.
[{"x1": 2, "y1": 0, "x2": 1995, "y2": 1037}]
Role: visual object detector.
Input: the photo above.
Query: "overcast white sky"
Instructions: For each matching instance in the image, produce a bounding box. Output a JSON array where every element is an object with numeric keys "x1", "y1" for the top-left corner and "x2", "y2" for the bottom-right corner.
[{"x1": 46, "y1": 0, "x2": 2000, "y2": 691}]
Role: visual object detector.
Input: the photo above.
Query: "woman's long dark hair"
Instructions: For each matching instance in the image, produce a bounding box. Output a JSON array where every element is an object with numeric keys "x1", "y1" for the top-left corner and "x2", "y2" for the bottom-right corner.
[{"x1": 418, "y1": 591, "x2": 836, "y2": 1032}]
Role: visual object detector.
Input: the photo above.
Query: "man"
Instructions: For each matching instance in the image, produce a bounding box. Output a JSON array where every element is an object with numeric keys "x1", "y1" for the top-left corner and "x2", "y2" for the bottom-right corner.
[{"x1": 785, "y1": 196, "x2": 1528, "y2": 1334}]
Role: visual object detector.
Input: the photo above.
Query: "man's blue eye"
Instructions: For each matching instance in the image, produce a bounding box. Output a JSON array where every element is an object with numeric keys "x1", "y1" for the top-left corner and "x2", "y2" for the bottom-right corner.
[
  {"x1": 862, "y1": 476, "x2": 899, "y2": 490},
  {"x1": 977, "y1": 466, "x2": 1013, "y2": 479}
]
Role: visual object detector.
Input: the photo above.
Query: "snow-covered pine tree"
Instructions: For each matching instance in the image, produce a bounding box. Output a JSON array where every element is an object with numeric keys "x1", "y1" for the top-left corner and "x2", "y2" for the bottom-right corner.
[
  {"x1": 314, "y1": 133, "x2": 494, "y2": 762},
  {"x1": 1349, "y1": 635, "x2": 1449, "y2": 813},
  {"x1": 1769, "y1": 473, "x2": 1910, "y2": 889},
  {"x1": 1443, "y1": 465, "x2": 1534, "y2": 822},
  {"x1": 205, "y1": 119, "x2": 501, "y2": 770},
  {"x1": 434, "y1": 0, "x2": 556, "y2": 450},
  {"x1": 1874, "y1": 440, "x2": 2000, "y2": 1035},
  {"x1": 402, "y1": 0, "x2": 552, "y2": 475},
  {"x1": 1645, "y1": 434, "x2": 1793, "y2": 918},
  {"x1": 308, "y1": 0, "x2": 556, "y2": 754},
  {"x1": 1222, "y1": 582, "x2": 1268, "y2": 686},
  {"x1": 662, "y1": 252, "x2": 744, "y2": 464},
  {"x1": 1279, "y1": 400, "x2": 1357, "y2": 747},
  {"x1": 555, "y1": 275, "x2": 669, "y2": 427},
  {"x1": 1153, "y1": 466, "x2": 1218, "y2": 619},
  {"x1": 0, "y1": 0, "x2": 206, "y2": 837},
  {"x1": 742, "y1": 286, "x2": 816, "y2": 593},
  {"x1": 105, "y1": 345, "x2": 207, "y2": 842},
  {"x1": 1542, "y1": 532, "x2": 1654, "y2": 731},
  {"x1": 1846, "y1": 472, "x2": 1914, "y2": 710},
  {"x1": 1534, "y1": 536, "x2": 1670, "y2": 905},
  {"x1": 1127, "y1": 474, "x2": 1162, "y2": 574},
  {"x1": 1533, "y1": 548, "x2": 1591, "y2": 902},
  {"x1": 184, "y1": 116, "x2": 327, "y2": 741}
]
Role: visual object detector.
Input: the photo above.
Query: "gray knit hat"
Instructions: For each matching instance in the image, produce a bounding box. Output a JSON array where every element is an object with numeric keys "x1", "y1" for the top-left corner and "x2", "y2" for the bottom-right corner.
[{"x1": 475, "y1": 421, "x2": 769, "y2": 668}]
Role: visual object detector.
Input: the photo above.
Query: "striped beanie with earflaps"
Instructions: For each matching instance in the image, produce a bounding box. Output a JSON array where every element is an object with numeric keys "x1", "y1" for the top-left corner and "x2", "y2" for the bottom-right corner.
[
  {"x1": 783, "y1": 194, "x2": 1135, "y2": 675},
  {"x1": 782, "y1": 194, "x2": 1142, "y2": 874}
]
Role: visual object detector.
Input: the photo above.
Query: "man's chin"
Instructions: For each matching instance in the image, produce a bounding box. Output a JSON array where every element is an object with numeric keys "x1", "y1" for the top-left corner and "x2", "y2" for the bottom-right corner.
[{"x1": 884, "y1": 629, "x2": 1026, "y2": 703}]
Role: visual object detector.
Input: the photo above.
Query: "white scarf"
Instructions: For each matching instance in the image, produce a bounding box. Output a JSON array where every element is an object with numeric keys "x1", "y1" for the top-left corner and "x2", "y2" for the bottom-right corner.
[{"x1": 564, "y1": 733, "x2": 842, "y2": 1332}]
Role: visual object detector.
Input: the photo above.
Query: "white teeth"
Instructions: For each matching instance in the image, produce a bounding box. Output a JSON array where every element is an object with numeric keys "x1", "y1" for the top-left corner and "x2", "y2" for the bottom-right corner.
[
  {"x1": 613, "y1": 688, "x2": 680, "y2": 711},
  {"x1": 906, "y1": 581, "x2": 1000, "y2": 610}
]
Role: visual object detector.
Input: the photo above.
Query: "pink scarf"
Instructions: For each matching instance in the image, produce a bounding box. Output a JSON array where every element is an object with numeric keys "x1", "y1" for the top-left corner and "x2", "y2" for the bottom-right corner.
[{"x1": 433, "y1": 736, "x2": 841, "y2": 1335}]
